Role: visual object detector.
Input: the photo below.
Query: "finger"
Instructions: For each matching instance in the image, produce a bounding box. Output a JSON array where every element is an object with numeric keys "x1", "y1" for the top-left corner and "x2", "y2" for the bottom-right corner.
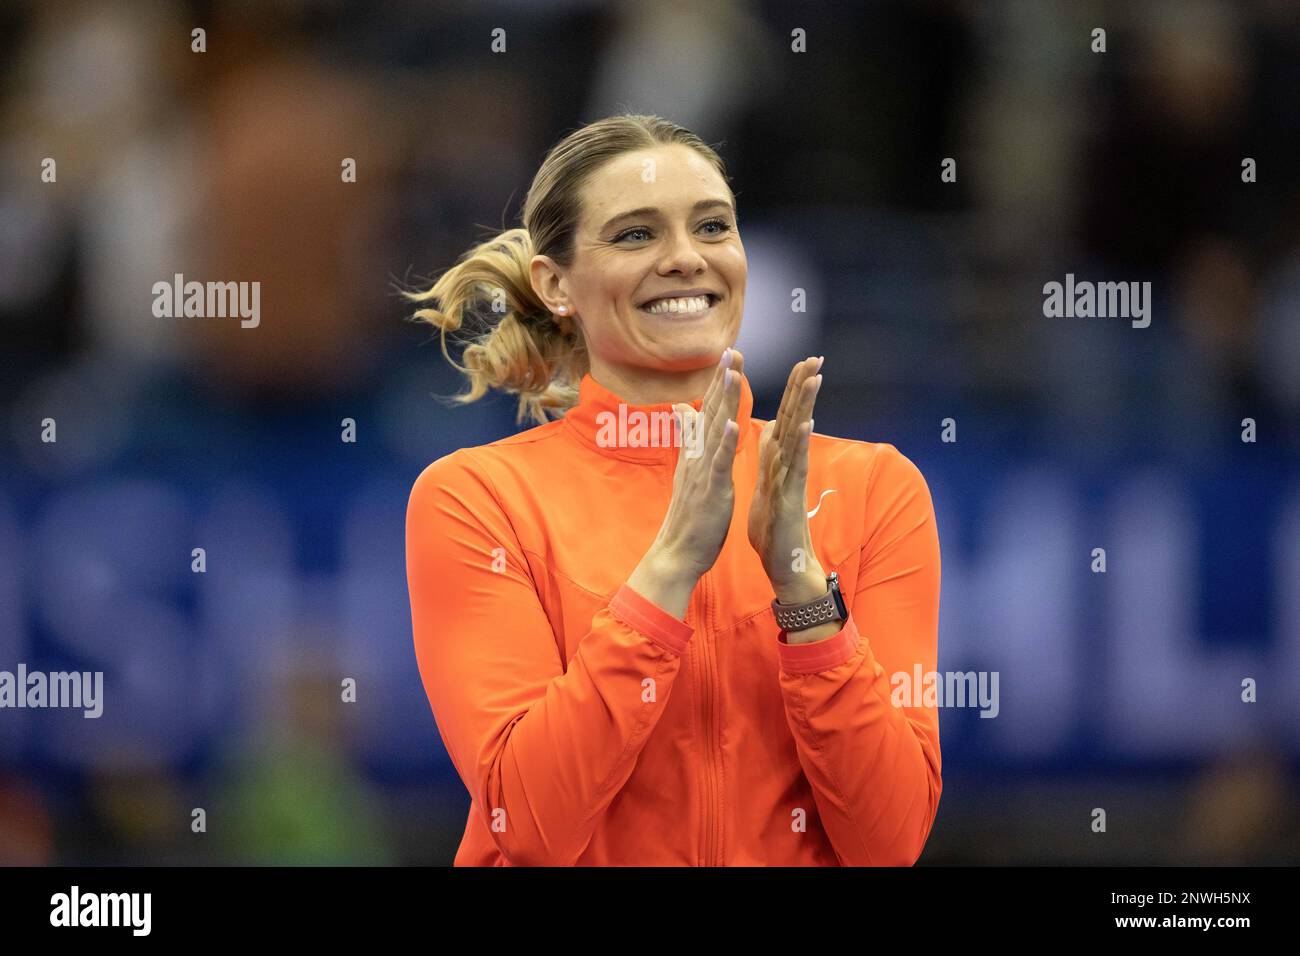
[
  {"x1": 774, "y1": 356, "x2": 818, "y2": 448},
  {"x1": 791, "y1": 418, "x2": 812, "y2": 492},
  {"x1": 692, "y1": 347, "x2": 744, "y2": 466},
  {"x1": 702, "y1": 367, "x2": 736, "y2": 455},
  {"x1": 768, "y1": 418, "x2": 811, "y2": 515},
  {"x1": 699, "y1": 346, "x2": 739, "y2": 442},
  {"x1": 767, "y1": 412, "x2": 794, "y2": 488},
  {"x1": 771, "y1": 359, "x2": 803, "y2": 448},
  {"x1": 782, "y1": 362, "x2": 821, "y2": 452},
  {"x1": 727, "y1": 347, "x2": 745, "y2": 376},
  {"x1": 753, "y1": 419, "x2": 776, "y2": 492},
  {"x1": 720, "y1": 365, "x2": 742, "y2": 434},
  {"x1": 780, "y1": 371, "x2": 821, "y2": 475},
  {"x1": 684, "y1": 403, "x2": 710, "y2": 463},
  {"x1": 710, "y1": 417, "x2": 739, "y2": 485},
  {"x1": 712, "y1": 356, "x2": 746, "y2": 441},
  {"x1": 671, "y1": 404, "x2": 695, "y2": 477},
  {"x1": 698, "y1": 347, "x2": 731, "y2": 422}
]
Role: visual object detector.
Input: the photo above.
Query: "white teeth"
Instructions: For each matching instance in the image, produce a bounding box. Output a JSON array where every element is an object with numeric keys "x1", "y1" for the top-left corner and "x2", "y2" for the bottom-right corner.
[{"x1": 643, "y1": 295, "x2": 712, "y2": 315}]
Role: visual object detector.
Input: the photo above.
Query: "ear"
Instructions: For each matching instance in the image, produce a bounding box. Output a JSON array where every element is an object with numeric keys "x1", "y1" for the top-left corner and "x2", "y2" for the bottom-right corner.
[{"x1": 529, "y1": 253, "x2": 569, "y2": 316}]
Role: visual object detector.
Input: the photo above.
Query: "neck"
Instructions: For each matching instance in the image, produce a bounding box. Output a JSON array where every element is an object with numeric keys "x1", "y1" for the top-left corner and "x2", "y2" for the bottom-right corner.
[{"x1": 589, "y1": 359, "x2": 718, "y2": 406}]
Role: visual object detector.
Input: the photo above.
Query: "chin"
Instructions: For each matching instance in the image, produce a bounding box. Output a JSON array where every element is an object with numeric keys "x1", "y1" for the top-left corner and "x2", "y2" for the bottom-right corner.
[{"x1": 647, "y1": 335, "x2": 730, "y2": 370}]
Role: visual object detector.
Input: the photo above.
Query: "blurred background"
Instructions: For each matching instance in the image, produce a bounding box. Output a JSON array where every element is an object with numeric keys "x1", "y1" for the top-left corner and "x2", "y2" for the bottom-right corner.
[{"x1": 1, "y1": 0, "x2": 1297, "y2": 865}]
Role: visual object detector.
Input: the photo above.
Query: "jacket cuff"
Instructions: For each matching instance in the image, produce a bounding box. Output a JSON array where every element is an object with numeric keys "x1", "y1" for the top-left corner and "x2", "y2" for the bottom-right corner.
[
  {"x1": 776, "y1": 611, "x2": 862, "y2": 674},
  {"x1": 610, "y1": 582, "x2": 695, "y2": 656}
]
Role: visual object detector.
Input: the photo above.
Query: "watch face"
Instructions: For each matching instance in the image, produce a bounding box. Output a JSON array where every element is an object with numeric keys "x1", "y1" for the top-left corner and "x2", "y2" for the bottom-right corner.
[{"x1": 829, "y1": 574, "x2": 847, "y2": 617}]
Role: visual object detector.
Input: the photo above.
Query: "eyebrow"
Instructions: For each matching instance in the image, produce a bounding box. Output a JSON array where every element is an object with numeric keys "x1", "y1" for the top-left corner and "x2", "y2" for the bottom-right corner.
[{"x1": 598, "y1": 198, "x2": 736, "y2": 234}]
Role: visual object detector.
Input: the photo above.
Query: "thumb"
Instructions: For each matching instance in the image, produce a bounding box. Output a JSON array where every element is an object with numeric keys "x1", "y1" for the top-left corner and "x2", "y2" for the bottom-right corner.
[
  {"x1": 672, "y1": 404, "x2": 701, "y2": 464},
  {"x1": 754, "y1": 419, "x2": 777, "y2": 492}
]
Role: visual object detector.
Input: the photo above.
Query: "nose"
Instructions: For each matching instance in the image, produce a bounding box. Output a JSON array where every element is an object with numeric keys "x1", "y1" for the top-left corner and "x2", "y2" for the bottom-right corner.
[{"x1": 656, "y1": 226, "x2": 708, "y2": 275}]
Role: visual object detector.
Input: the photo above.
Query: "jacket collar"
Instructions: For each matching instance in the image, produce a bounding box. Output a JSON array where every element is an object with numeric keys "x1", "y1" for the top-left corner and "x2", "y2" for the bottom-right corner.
[{"x1": 564, "y1": 370, "x2": 754, "y2": 463}]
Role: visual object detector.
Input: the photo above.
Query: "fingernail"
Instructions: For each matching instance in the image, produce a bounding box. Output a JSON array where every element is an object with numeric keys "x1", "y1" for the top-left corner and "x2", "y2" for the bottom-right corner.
[
  {"x1": 724, "y1": 369, "x2": 733, "y2": 388},
  {"x1": 720, "y1": 348, "x2": 732, "y2": 368},
  {"x1": 816, "y1": 355, "x2": 825, "y2": 372}
]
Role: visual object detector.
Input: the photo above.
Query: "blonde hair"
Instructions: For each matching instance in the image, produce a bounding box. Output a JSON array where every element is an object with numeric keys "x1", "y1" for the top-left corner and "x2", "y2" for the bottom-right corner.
[{"x1": 405, "y1": 114, "x2": 732, "y2": 426}]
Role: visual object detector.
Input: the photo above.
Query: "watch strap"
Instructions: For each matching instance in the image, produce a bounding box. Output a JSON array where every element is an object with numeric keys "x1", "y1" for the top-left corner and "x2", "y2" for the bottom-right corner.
[{"x1": 771, "y1": 572, "x2": 846, "y2": 631}]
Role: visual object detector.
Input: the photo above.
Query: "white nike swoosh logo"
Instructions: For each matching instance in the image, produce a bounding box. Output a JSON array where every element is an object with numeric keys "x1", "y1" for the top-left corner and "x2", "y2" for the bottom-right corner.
[{"x1": 807, "y1": 488, "x2": 837, "y2": 518}]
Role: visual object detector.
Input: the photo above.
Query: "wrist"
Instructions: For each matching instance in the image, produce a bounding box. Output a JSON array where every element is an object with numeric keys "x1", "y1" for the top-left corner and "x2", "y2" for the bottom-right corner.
[
  {"x1": 783, "y1": 619, "x2": 843, "y2": 644},
  {"x1": 628, "y1": 544, "x2": 702, "y2": 621},
  {"x1": 647, "y1": 542, "x2": 706, "y2": 587},
  {"x1": 773, "y1": 567, "x2": 828, "y2": 605},
  {"x1": 772, "y1": 567, "x2": 845, "y2": 644}
]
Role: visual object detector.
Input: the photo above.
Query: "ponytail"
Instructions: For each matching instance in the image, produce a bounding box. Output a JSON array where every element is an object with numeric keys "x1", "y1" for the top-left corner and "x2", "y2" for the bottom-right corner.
[{"x1": 405, "y1": 228, "x2": 587, "y2": 426}]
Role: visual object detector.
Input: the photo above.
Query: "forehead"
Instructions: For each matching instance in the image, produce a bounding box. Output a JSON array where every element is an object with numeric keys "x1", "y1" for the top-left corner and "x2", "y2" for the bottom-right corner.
[{"x1": 578, "y1": 144, "x2": 729, "y2": 231}]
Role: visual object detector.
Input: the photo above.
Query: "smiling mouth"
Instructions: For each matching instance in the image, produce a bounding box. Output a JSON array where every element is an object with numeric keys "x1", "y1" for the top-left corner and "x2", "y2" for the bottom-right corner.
[{"x1": 637, "y1": 293, "x2": 720, "y2": 317}]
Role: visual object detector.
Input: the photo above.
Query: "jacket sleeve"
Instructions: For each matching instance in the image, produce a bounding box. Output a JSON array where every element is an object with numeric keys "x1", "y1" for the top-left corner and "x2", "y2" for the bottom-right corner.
[
  {"x1": 775, "y1": 442, "x2": 943, "y2": 866},
  {"x1": 405, "y1": 450, "x2": 695, "y2": 866}
]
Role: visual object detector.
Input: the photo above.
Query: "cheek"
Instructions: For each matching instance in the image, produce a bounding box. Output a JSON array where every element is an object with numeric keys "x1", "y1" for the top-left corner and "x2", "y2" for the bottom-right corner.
[
  {"x1": 728, "y1": 251, "x2": 747, "y2": 284},
  {"x1": 722, "y1": 254, "x2": 744, "y2": 290},
  {"x1": 592, "y1": 269, "x2": 642, "y2": 310},
  {"x1": 574, "y1": 280, "x2": 628, "y2": 332}
]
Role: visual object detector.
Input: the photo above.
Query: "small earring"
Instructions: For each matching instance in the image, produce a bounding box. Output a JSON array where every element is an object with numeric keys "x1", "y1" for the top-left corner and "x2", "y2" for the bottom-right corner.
[{"x1": 557, "y1": 306, "x2": 568, "y2": 315}]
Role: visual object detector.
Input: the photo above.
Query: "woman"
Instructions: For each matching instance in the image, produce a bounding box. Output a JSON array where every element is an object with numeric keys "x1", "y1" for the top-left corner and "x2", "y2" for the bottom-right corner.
[{"x1": 405, "y1": 114, "x2": 942, "y2": 866}]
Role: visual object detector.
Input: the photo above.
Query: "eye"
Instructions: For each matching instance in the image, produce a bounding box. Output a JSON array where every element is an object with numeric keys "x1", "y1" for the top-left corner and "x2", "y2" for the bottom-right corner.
[
  {"x1": 612, "y1": 218, "x2": 735, "y2": 243},
  {"x1": 613, "y1": 226, "x2": 653, "y2": 243}
]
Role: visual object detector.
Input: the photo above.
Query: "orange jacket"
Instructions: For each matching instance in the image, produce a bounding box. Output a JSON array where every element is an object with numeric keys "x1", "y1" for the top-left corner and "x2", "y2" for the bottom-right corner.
[{"x1": 405, "y1": 371, "x2": 942, "y2": 865}]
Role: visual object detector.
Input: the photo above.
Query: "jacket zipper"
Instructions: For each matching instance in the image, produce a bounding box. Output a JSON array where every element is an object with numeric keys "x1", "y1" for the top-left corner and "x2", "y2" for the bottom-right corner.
[
  {"x1": 670, "y1": 446, "x2": 721, "y2": 867},
  {"x1": 698, "y1": 571, "x2": 720, "y2": 866}
]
